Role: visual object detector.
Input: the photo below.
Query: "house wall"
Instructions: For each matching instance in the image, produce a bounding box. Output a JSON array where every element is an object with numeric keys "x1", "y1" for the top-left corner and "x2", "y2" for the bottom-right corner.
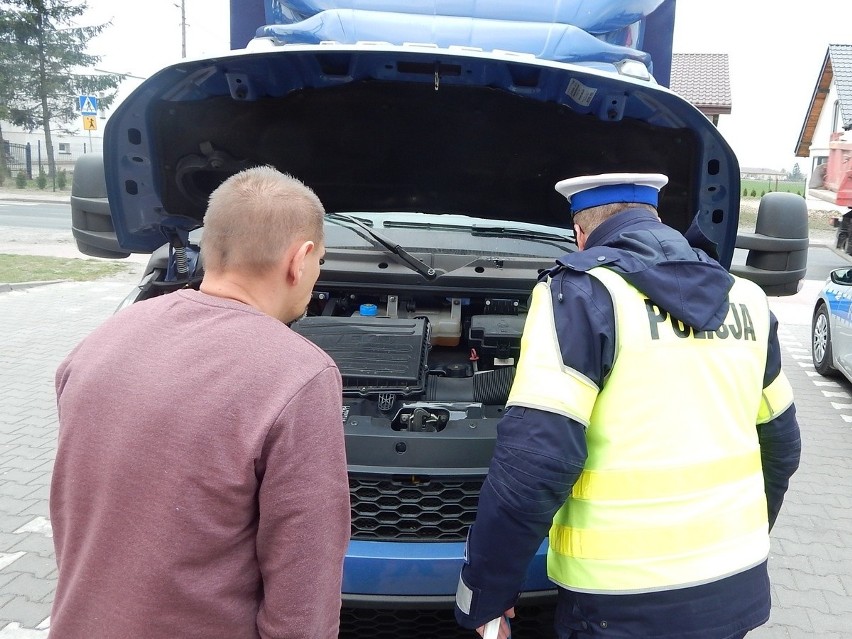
[
  {"x1": 2, "y1": 125, "x2": 104, "y2": 175},
  {"x1": 807, "y1": 80, "x2": 840, "y2": 186},
  {"x1": 741, "y1": 170, "x2": 787, "y2": 180}
]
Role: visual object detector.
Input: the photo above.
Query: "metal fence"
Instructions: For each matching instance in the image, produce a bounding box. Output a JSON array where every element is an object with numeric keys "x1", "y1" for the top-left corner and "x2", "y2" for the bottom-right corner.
[
  {"x1": 2, "y1": 140, "x2": 32, "y2": 179},
  {"x1": 2, "y1": 138, "x2": 97, "y2": 179}
]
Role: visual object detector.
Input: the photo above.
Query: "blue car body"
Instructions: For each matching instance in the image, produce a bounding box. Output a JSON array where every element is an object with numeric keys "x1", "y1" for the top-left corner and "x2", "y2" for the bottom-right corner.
[
  {"x1": 343, "y1": 539, "x2": 551, "y2": 596},
  {"x1": 814, "y1": 266, "x2": 852, "y2": 379}
]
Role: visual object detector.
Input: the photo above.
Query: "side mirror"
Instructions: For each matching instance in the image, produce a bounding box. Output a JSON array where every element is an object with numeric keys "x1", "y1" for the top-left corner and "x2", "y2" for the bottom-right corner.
[
  {"x1": 830, "y1": 267, "x2": 852, "y2": 286},
  {"x1": 70, "y1": 154, "x2": 130, "y2": 259},
  {"x1": 731, "y1": 192, "x2": 808, "y2": 296}
]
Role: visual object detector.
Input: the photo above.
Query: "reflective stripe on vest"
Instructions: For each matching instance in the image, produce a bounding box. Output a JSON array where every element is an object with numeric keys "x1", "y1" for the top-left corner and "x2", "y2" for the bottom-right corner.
[
  {"x1": 506, "y1": 281, "x2": 599, "y2": 424},
  {"x1": 548, "y1": 267, "x2": 772, "y2": 594}
]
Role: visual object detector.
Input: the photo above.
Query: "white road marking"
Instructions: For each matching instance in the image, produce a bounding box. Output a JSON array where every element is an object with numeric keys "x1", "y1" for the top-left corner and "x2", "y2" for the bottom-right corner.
[
  {"x1": 13, "y1": 517, "x2": 52, "y2": 538},
  {"x1": 0, "y1": 623, "x2": 49, "y2": 638},
  {"x1": 0, "y1": 552, "x2": 25, "y2": 571}
]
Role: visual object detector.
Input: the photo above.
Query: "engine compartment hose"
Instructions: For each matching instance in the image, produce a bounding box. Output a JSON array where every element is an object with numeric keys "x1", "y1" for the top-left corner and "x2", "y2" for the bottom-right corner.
[
  {"x1": 427, "y1": 366, "x2": 516, "y2": 404},
  {"x1": 473, "y1": 366, "x2": 516, "y2": 404}
]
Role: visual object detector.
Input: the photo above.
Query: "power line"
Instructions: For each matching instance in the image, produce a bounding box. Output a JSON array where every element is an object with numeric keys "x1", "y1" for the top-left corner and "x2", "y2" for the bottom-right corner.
[{"x1": 93, "y1": 68, "x2": 146, "y2": 80}]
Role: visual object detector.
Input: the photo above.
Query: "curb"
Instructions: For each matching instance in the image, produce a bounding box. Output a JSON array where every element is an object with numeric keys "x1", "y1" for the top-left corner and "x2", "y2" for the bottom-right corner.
[
  {"x1": 0, "y1": 280, "x2": 69, "y2": 293},
  {"x1": 825, "y1": 245, "x2": 852, "y2": 263},
  {"x1": 0, "y1": 194, "x2": 69, "y2": 204}
]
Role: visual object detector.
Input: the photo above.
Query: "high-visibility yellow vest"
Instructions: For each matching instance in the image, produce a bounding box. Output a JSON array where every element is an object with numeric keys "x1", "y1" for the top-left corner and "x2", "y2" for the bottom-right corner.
[{"x1": 507, "y1": 266, "x2": 794, "y2": 594}]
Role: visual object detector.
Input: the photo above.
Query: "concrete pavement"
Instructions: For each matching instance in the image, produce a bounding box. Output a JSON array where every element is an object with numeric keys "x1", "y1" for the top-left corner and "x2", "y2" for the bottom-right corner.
[
  {"x1": 0, "y1": 276, "x2": 137, "y2": 637},
  {"x1": 2, "y1": 179, "x2": 850, "y2": 635},
  {"x1": 0, "y1": 260, "x2": 851, "y2": 636},
  {"x1": 753, "y1": 280, "x2": 852, "y2": 638}
]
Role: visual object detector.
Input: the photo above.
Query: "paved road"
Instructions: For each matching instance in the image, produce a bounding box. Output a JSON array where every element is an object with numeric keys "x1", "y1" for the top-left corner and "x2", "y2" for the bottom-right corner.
[
  {"x1": 751, "y1": 279, "x2": 852, "y2": 638},
  {"x1": 0, "y1": 203, "x2": 69, "y2": 231},
  {"x1": 0, "y1": 251, "x2": 851, "y2": 636}
]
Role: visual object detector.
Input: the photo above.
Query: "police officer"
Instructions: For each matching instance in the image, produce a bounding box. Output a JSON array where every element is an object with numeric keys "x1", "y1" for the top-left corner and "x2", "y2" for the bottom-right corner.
[{"x1": 454, "y1": 173, "x2": 802, "y2": 639}]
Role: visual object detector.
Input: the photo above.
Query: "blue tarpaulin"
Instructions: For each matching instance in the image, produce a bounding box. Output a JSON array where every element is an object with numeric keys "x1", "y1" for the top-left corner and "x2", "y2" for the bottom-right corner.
[
  {"x1": 230, "y1": 0, "x2": 676, "y2": 86},
  {"x1": 256, "y1": 10, "x2": 652, "y2": 68}
]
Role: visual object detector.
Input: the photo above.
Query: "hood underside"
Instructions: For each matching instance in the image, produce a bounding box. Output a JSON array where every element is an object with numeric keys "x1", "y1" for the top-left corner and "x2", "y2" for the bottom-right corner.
[{"x1": 103, "y1": 44, "x2": 740, "y2": 258}]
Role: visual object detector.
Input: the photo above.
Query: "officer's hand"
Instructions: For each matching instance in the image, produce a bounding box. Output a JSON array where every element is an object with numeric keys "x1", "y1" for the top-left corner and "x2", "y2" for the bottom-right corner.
[{"x1": 476, "y1": 608, "x2": 515, "y2": 638}]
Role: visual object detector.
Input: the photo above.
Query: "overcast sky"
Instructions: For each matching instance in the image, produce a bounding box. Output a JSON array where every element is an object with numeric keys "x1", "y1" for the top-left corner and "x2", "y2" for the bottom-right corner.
[{"x1": 79, "y1": 0, "x2": 848, "y2": 172}]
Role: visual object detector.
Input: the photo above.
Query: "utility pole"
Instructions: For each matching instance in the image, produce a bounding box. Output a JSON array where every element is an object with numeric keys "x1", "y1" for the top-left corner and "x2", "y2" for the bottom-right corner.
[{"x1": 181, "y1": 0, "x2": 187, "y2": 58}]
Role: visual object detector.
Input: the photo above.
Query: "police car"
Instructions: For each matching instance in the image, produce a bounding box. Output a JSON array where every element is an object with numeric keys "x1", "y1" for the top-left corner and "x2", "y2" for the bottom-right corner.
[{"x1": 812, "y1": 267, "x2": 852, "y2": 379}]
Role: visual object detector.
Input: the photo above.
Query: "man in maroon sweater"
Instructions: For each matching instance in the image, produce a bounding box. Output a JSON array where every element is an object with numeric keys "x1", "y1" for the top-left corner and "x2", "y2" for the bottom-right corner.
[{"x1": 50, "y1": 166, "x2": 350, "y2": 639}]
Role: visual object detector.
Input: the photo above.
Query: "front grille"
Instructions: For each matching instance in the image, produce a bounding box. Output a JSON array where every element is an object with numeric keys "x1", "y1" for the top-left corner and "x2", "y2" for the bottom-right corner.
[
  {"x1": 350, "y1": 474, "x2": 483, "y2": 541},
  {"x1": 339, "y1": 604, "x2": 557, "y2": 638}
]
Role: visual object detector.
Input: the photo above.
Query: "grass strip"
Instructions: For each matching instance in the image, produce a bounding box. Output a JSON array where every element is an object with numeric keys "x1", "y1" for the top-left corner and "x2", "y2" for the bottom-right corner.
[{"x1": 0, "y1": 253, "x2": 130, "y2": 284}]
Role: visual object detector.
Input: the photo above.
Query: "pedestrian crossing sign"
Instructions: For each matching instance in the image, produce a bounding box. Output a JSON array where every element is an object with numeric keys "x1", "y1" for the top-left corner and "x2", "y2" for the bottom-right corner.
[
  {"x1": 79, "y1": 95, "x2": 98, "y2": 116},
  {"x1": 83, "y1": 116, "x2": 97, "y2": 131}
]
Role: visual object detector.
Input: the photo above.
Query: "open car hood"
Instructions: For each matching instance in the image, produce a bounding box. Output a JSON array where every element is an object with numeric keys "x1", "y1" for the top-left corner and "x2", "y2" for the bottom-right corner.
[{"x1": 101, "y1": 40, "x2": 741, "y2": 264}]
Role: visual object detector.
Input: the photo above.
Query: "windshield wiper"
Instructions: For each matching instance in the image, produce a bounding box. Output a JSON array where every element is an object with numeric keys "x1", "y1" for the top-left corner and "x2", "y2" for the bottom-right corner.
[
  {"x1": 382, "y1": 220, "x2": 473, "y2": 232},
  {"x1": 469, "y1": 225, "x2": 576, "y2": 246},
  {"x1": 325, "y1": 212, "x2": 438, "y2": 280},
  {"x1": 381, "y1": 219, "x2": 576, "y2": 248}
]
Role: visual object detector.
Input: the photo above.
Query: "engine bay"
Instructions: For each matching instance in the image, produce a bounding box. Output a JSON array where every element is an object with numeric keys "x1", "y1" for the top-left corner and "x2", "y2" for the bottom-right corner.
[{"x1": 291, "y1": 290, "x2": 528, "y2": 431}]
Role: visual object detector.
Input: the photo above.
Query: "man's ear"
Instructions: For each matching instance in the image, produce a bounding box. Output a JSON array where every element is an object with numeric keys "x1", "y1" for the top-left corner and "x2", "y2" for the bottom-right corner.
[
  {"x1": 285, "y1": 240, "x2": 315, "y2": 285},
  {"x1": 574, "y1": 223, "x2": 587, "y2": 251}
]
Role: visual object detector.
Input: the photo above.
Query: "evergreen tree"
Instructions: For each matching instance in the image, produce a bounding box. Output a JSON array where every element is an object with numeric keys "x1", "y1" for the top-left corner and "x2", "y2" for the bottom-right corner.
[
  {"x1": 0, "y1": 8, "x2": 28, "y2": 181},
  {"x1": 0, "y1": 0, "x2": 123, "y2": 177},
  {"x1": 788, "y1": 162, "x2": 804, "y2": 182}
]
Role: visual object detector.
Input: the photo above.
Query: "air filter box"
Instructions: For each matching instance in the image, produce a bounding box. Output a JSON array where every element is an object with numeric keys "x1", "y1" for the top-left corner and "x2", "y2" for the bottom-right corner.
[{"x1": 291, "y1": 316, "x2": 429, "y2": 396}]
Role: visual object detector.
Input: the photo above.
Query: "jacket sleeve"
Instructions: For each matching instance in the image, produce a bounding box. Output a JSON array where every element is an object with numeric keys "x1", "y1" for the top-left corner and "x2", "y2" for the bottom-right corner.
[
  {"x1": 455, "y1": 408, "x2": 587, "y2": 628},
  {"x1": 255, "y1": 365, "x2": 351, "y2": 639},
  {"x1": 756, "y1": 311, "x2": 801, "y2": 530},
  {"x1": 455, "y1": 272, "x2": 615, "y2": 629}
]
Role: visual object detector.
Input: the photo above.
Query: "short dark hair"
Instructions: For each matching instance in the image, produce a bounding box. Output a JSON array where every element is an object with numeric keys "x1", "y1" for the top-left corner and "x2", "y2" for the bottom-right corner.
[
  {"x1": 573, "y1": 202, "x2": 658, "y2": 235},
  {"x1": 201, "y1": 166, "x2": 325, "y2": 273}
]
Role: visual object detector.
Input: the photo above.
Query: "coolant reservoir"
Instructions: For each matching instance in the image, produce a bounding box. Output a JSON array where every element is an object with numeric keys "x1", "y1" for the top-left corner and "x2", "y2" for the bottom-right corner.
[
  {"x1": 429, "y1": 299, "x2": 462, "y2": 346},
  {"x1": 353, "y1": 298, "x2": 463, "y2": 345}
]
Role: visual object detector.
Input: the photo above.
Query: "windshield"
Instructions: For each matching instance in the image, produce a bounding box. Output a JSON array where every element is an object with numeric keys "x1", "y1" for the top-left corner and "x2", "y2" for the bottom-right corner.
[{"x1": 324, "y1": 211, "x2": 575, "y2": 259}]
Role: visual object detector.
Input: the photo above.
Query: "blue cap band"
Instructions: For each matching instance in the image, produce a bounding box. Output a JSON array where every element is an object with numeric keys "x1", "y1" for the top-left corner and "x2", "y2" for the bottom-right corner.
[{"x1": 570, "y1": 184, "x2": 659, "y2": 214}]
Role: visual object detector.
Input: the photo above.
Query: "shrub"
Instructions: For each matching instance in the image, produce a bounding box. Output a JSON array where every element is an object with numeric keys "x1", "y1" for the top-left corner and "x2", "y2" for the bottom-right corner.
[
  {"x1": 743, "y1": 187, "x2": 748, "y2": 197},
  {"x1": 36, "y1": 169, "x2": 47, "y2": 190},
  {"x1": 750, "y1": 189, "x2": 756, "y2": 197},
  {"x1": 57, "y1": 169, "x2": 67, "y2": 190},
  {"x1": 760, "y1": 190, "x2": 765, "y2": 197},
  {"x1": 15, "y1": 170, "x2": 27, "y2": 188}
]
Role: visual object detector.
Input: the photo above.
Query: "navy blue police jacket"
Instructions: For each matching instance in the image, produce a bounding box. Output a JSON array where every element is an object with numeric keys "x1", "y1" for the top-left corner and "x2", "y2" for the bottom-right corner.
[{"x1": 455, "y1": 208, "x2": 802, "y2": 637}]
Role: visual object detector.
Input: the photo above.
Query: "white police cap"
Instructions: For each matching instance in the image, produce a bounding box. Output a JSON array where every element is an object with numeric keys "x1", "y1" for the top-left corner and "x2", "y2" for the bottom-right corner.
[{"x1": 554, "y1": 173, "x2": 668, "y2": 215}]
